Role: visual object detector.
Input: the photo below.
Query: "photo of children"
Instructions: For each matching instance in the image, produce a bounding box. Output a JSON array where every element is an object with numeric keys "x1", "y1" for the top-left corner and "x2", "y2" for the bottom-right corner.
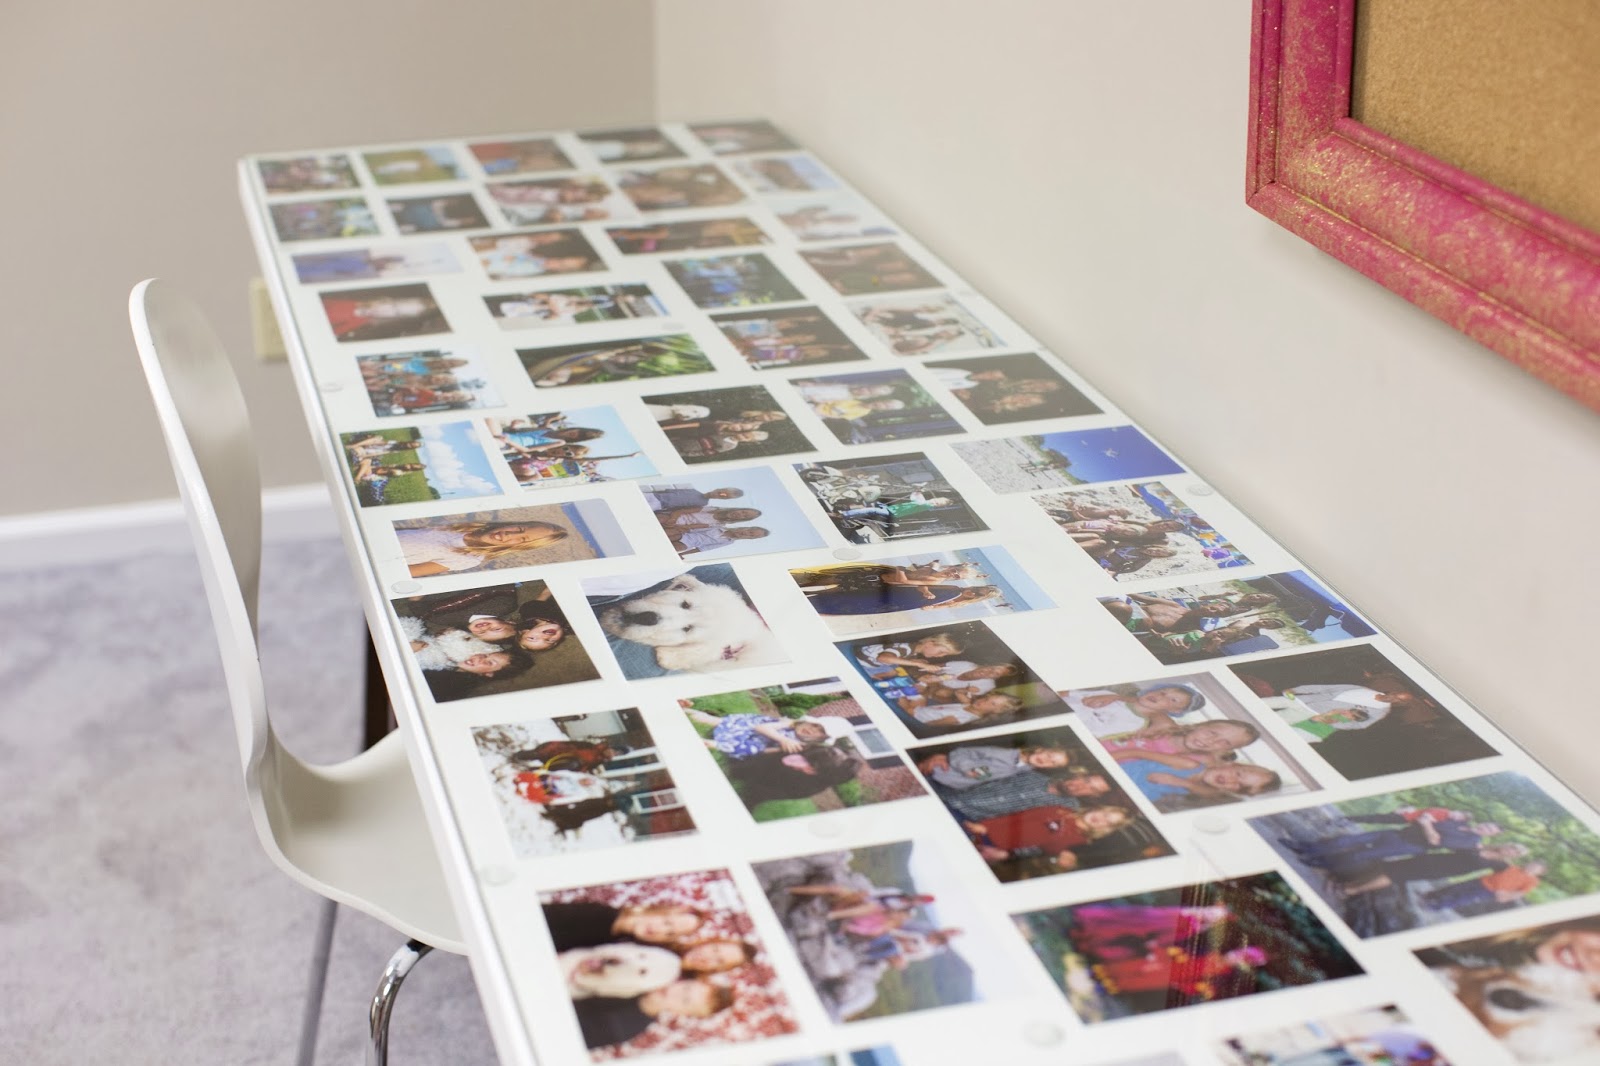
[
  {"x1": 1063, "y1": 673, "x2": 1319, "y2": 813},
  {"x1": 581, "y1": 565, "x2": 787, "y2": 679},
  {"x1": 793, "y1": 369, "x2": 963, "y2": 444},
  {"x1": 292, "y1": 243, "x2": 460, "y2": 285},
  {"x1": 606, "y1": 217, "x2": 771, "y2": 255},
  {"x1": 320, "y1": 283, "x2": 450, "y2": 343},
  {"x1": 485, "y1": 407, "x2": 655, "y2": 488},
  {"x1": 356, "y1": 348, "x2": 501, "y2": 416},
  {"x1": 681, "y1": 679, "x2": 925, "y2": 822},
  {"x1": 577, "y1": 126, "x2": 686, "y2": 163},
  {"x1": 338, "y1": 423, "x2": 500, "y2": 507},
  {"x1": 539, "y1": 868, "x2": 798, "y2": 1060},
  {"x1": 387, "y1": 193, "x2": 491, "y2": 233},
  {"x1": 950, "y1": 426, "x2": 1183, "y2": 492},
  {"x1": 799, "y1": 243, "x2": 940, "y2": 296},
  {"x1": 468, "y1": 229, "x2": 606, "y2": 280},
  {"x1": 518, "y1": 335, "x2": 715, "y2": 388},
  {"x1": 713, "y1": 306, "x2": 869, "y2": 370},
  {"x1": 392, "y1": 580, "x2": 601, "y2": 702},
  {"x1": 485, "y1": 284, "x2": 666, "y2": 329},
  {"x1": 793, "y1": 453, "x2": 988, "y2": 544},
  {"x1": 909, "y1": 723, "x2": 1173, "y2": 882},
  {"x1": 1038, "y1": 481, "x2": 1251, "y2": 581},
  {"x1": 1249, "y1": 772, "x2": 1600, "y2": 938},
  {"x1": 468, "y1": 137, "x2": 573, "y2": 176},
  {"x1": 1227, "y1": 645, "x2": 1499, "y2": 779},
  {"x1": 268, "y1": 197, "x2": 377, "y2": 241},
  {"x1": 664, "y1": 254, "x2": 803, "y2": 309},
  {"x1": 790, "y1": 546, "x2": 1053, "y2": 636},
  {"x1": 689, "y1": 120, "x2": 798, "y2": 155},
  {"x1": 850, "y1": 294, "x2": 1004, "y2": 356},
  {"x1": 486, "y1": 174, "x2": 634, "y2": 225},
  {"x1": 1012, "y1": 872, "x2": 1363, "y2": 1023},
  {"x1": 258, "y1": 154, "x2": 357, "y2": 194},
  {"x1": 752, "y1": 841, "x2": 980, "y2": 1023},
  {"x1": 925, "y1": 352, "x2": 1100, "y2": 425},
  {"x1": 1416, "y1": 914, "x2": 1600, "y2": 1064},
  {"x1": 391, "y1": 499, "x2": 630, "y2": 577},
  {"x1": 615, "y1": 163, "x2": 746, "y2": 211},
  {"x1": 641, "y1": 467, "x2": 825, "y2": 561},
  {"x1": 731, "y1": 154, "x2": 840, "y2": 193},
  {"x1": 642, "y1": 385, "x2": 814, "y2": 464},
  {"x1": 775, "y1": 196, "x2": 897, "y2": 242},
  {"x1": 1099, "y1": 572, "x2": 1376, "y2": 666},
  {"x1": 837, "y1": 620, "x2": 1068, "y2": 739},
  {"x1": 1217, "y1": 1005, "x2": 1452, "y2": 1066},
  {"x1": 362, "y1": 146, "x2": 461, "y2": 184}
]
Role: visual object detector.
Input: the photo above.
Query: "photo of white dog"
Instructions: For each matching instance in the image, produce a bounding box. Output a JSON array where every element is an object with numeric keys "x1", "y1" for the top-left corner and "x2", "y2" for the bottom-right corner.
[
  {"x1": 559, "y1": 943, "x2": 682, "y2": 1000},
  {"x1": 583, "y1": 564, "x2": 787, "y2": 678}
]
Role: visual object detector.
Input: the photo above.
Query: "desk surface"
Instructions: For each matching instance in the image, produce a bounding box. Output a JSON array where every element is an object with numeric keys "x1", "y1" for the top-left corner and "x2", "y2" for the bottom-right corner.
[{"x1": 241, "y1": 121, "x2": 1600, "y2": 1066}]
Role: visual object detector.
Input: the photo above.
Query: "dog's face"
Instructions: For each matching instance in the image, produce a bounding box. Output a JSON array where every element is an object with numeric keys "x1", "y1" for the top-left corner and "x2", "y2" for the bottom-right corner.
[
  {"x1": 566, "y1": 943, "x2": 682, "y2": 998},
  {"x1": 1443, "y1": 962, "x2": 1600, "y2": 1062},
  {"x1": 601, "y1": 574, "x2": 781, "y2": 672}
]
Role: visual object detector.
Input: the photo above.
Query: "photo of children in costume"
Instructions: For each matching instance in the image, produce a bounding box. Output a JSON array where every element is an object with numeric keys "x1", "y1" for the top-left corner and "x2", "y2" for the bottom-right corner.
[
  {"x1": 849, "y1": 294, "x2": 1004, "y2": 356},
  {"x1": 356, "y1": 348, "x2": 500, "y2": 417},
  {"x1": 319, "y1": 283, "x2": 450, "y2": 343},
  {"x1": 793, "y1": 453, "x2": 988, "y2": 545},
  {"x1": 338, "y1": 423, "x2": 499, "y2": 507},
  {"x1": 517, "y1": 334, "x2": 715, "y2": 388},
  {"x1": 485, "y1": 407, "x2": 656, "y2": 488},
  {"x1": 642, "y1": 384, "x2": 814, "y2": 464},
  {"x1": 640, "y1": 467, "x2": 824, "y2": 561},
  {"x1": 713, "y1": 306, "x2": 869, "y2": 370},
  {"x1": 923, "y1": 352, "x2": 1101, "y2": 425},
  {"x1": 391, "y1": 500, "x2": 630, "y2": 577},
  {"x1": 792, "y1": 370, "x2": 962, "y2": 444},
  {"x1": 1038, "y1": 481, "x2": 1251, "y2": 581}
]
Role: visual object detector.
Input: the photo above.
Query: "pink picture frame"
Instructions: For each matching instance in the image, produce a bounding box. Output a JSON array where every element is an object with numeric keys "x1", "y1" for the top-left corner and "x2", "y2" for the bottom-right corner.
[{"x1": 1247, "y1": 0, "x2": 1600, "y2": 410}]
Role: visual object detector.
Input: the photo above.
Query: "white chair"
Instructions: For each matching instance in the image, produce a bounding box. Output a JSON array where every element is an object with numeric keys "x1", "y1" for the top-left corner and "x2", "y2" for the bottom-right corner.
[{"x1": 128, "y1": 278, "x2": 466, "y2": 1066}]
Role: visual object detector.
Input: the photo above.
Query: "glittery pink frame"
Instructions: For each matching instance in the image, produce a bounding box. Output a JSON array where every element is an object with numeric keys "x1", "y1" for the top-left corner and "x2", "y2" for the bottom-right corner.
[{"x1": 1248, "y1": 0, "x2": 1600, "y2": 409}]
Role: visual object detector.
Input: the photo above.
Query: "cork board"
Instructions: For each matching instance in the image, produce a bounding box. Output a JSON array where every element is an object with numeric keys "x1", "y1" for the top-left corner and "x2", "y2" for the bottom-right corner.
[{"x1": 1351, "y1": 0, "x2": 1600, "y2": 234}]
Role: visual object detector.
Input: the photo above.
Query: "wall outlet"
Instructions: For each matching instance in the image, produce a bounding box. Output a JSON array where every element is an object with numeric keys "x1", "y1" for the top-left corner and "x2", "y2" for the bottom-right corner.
[{"x1": 249, "y1": 277, "x2": 287, "y2": 361}]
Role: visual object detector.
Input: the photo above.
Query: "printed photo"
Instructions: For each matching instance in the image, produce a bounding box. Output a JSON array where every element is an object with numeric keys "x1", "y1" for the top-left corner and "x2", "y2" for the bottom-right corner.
[
  {"x1": 363, "y1": 146, "x2": 461, "y2": 184},
  {"x1": 391, "y1": 499, "x2": 631, "y2": 578},
  {"x1": 643, "y1": 384, "x2": 814, "y2": 464},
  {"x1": 769, "y1": 1050, "x2": 900, "y2": 1066},
  {"x1": 1228, "y1": 645, "x2": 1499, "y2": 779},
  {"x1": 485, "y1": 283, "x2": 666, "y2": 329},
  {"x1": 469, "y1": 229, "x2": 606, "y2": 280},
  {"x1": 1217, "y1": 1005, "x2": 1452, "y2": 1066},
  {"x1": 472, "y1": 709, "x2": 694, "y2": 856},
  {"x1": 539, "y1": 868, "x2": 798, "y2": 1060},
  {"x1": 950, "y1": 426, "x2": 1183, "y2": 492},
  {"x1": 291, "y1": 243, "x2": 459, "y2": 285},
  {"x1": 910, "y1": 723, "x2": 1173, "y2": 883},
  {"x1": 578, "y1": 126, "x2": 686, "y2": 163},
  {"x1": 925, "y1": 352, "x2": 1100, "y2": 425},
  {"x1": 800, "y1": 243, "x2": 940, "y2": 296},
  {"x1": 387, "y1": 193, "x2": 491, "y2": 233},
  {"x1": 1063, "y1": 673, "x2": 1320, "y2": 814},
  {"x1": 752, "y1": 841, "x2": 981, "y2": 1022},
  {"x1": 339, "y1": 423, "x2": 499, "y2": 507},
  {"x1": 1012, "y1": 872, "x2": 1363, "y2": 1023},
  {"x1": 731, "y1": 154, "x2": 839, "y2": 193},
  {"x1": 776, "y1": 195, "x2": 897, "y2": 242},
  {"x1": 713, "y1": 306, "x2": 868, "y2": 370},
  {"x1": 1250, "y1": 771, "x2": 1600, "y2": 937},
  {"x1": 468, "y1": 137, "x2": 574, "y2": 176},
  {"x1": 793, "y1": 370, "x2": 962, "y2": 444},
  {"x1": 486, "y1": 174, "x2": 633, "y2": 225},
  {"x1": 485, "y1": 407, "x2": 655, "y2": 487},
  {"x1": 790, "y1": 546, "x2": 1054, "y2": 637},
  {"x1": 793, "y1": 453, "x2": 988, "y2": 544},
  {"x1": 664, "y1": 253, "x2": 802, "y2": 309},
  {"x1": 582, "y1": 565, "x2": 787, "y2": 680},
  {"x1": 1038, "y1": 482, "x2": 1251, "y2": 581},
  {"x1": 606, "y1": 217, "x2": 771, "y2": 255},
  {"x1": 616, "y1": 163, "x2": 746, "y2": 211},
  {"x1": 392, "y1": 579, "x2": 601, "y2": 702},
  {"x1": 257, "y1": 154, "x2": 358, "y2": 195},
  {"x1": 641, "y1": 467, "x2": 825, "y2": 561},
  {"x1": 850, "y1": 294, "x2": 1003, "y2": 356},
  {"x1": 320, "y1": 283, "x2": 449, "y2": 343},
  {"x1": 681, "y1": 679, "x2": 924, "y2": 822},
  {"x1": 689, "y1": 120, "x2": 798, "y2": 155},
  {"x1": 518, "y1": 334, "x2": 715, "y2": 388},
  {"x1": 268, "y1": 197, "x2": 377, "y2": 241},
  {"x1": 837, "y1": 619, "x2": 1069, "y2": 739},
  {"x1": 356, "y1": 348, "x2": 501, "y2": 416},
  {"x1": 1099, "y1": 572, "x2": 1376, "y2": 666}
]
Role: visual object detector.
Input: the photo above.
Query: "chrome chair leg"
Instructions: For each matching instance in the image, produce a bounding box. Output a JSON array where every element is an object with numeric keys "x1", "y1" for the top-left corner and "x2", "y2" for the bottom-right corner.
[
  {"x1": 367, "y1": 939, "x2": 433, "y2": 1066},
  {"x1": 295, "y1": 898, "x2": 339, "y2": 1066}
]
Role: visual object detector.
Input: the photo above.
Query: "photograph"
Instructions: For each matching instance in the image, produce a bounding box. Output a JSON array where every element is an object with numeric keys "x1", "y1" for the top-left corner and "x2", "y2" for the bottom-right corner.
[
  {"x1": 391, "y1": 579, "x2": 601, "y2": 702},
  {"x1": 391, "y1": 499, "x2": 631, "y2": 578},
  {"x1": 1216, "y1": 1005, "x2": 1452, "y2": 1066},
  {"x1": 775, "y1": 195, "x2": 897, "y2": 242},
  {"x1": 688, "y1": 120, "x2": 798, "y2": 155},
  {"x1": 837, "y1": 619, "x2": 1069, "y2": 739},
  {"x1": 792, "y1": 369, "x2": 963, "y2": 444},
  {"x1": 518, "y1": 334, "x2": 715, "y2": 388},
  {"x1": 615, "y1": 163, "x2": 747, "y2": 211},
  {"x1": 850, "y1": 294, "x2": 1004, "y2": 356},
  {"x1": 581, "y1": 564, "x2": 787, "y2": 680},
  {"x1": 1230, "y1": 646, "x2": 1498, "y2": 780},
  {"x1": 925, "y1": 352, "x2": 1100, "y2": 424},
  {"x1": 1062, "y1": 672, "x2": 1321, "y2": 814},
  {"x1": 362, "y1": 146, "x2": 461, "y2": 184},
  {"x1": 539, "y1": 868, "x2": 798, "y2": 1060},
  {"x1": 472, "y1": 709, "x2": 694, "y2": 856},
  {"x1": 793, "y1": 453, "x2": 988, "y2": 544},
  {"x1": 257, "y1": 154, "x2": 358, "y2": 194},
  {"x1": 1098, "y1": 572, "x2": 1376, "y2": 666},
  {"x1": 1012, "y1": 872, "x2": 1363, "y2": 1023},
  {"x1": 468, "y1": 229, "x2": 606, "y2": 280},
  {"x1": 713, "y1": 306, "x2": 869, "y2": 370},
  {"x1": 485, "y1": 283, "x2": 666, "y2": 329},
  {"x1": 789, "y1": 546, "x2": 1054, "y2": 637},
  {"x1": 606, "y1": 217, "x2": 771, "y2": 255},
  {"x1": 752, "y1": 841, "x2": 982, "y2": 1023},
  {"x1": 486, "y1": 174, "x2": 634, "y2": 225},
  {"x1": 1038, "y1": 481, "x2": 1251, "y2": 581},
  {"x1": 268, "y1": 197, "x2": 377, "y2": 241},
  {"x1": 909, "y1": 722, "x2": 1173, "y2": 883},
  {"x1": 681, "y1": 679, "x2": 925, "y2": 822},
  {"x1": 485, "y1": 407, "x2": 656, "y2": 487},
  {"x1": 338, "y1": 422, "x2": 499, "y2": 507},
  {"x1": 799, "y1": 243, "x2": 940, "y2": 297},
  {"x1": 1416, "y1": 913, "x2": 1600, "y2": 1064},
  {"x1": 950, "y1": 426, "x2": 1184, "y2": 492},
  {"x1": 1250, "y1": 771, "x2": 1600, "y2": 937},
  {"x1": 731, "y1": 154, "x2": 839, "y2": 193},
  {"x1": 387, "y1": 192, "x2": 491, "y2": 233},
  {"x1": 664, "y1": 253, "x2": 803, "y2": 310},
  {"x1": 319, "y1": 283, "x2": 450, "y2": 343},
  {"x1": 291, "y1": 243, "x2": 459, "y2": 285},
  {"x1": 467, "y1": 137, "x2": 574, "y2": 176},
  {"x1": 641, "y1": 466, "x2": 825, "y2": 561},
  {"x1": 578, "y1": 126, "x2": 686, "y2": 163},
  {"x1": 356, "y1": 348, "x2": 501, "y2": 417},
  {"x1": 768, "y1": 1050, "x2": 900, "y2": 1066},
  {"x1": 642, "y1": 384, "x2": 814, "y2": 464}
]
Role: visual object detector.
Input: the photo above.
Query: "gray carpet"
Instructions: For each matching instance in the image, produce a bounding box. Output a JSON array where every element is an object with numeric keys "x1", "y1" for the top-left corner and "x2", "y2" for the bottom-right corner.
[{"x1": 0, "y1": 535, "x2": 497, "y2": 1064}]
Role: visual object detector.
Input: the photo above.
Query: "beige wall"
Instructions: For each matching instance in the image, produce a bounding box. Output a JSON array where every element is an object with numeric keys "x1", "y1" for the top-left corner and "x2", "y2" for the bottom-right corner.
[
  {"x1": 653, "y1": 0, "x2": 1600, "y2": 796},
  {"x1": 1, "y1": 0, "x2": 656, "y2": 514}
]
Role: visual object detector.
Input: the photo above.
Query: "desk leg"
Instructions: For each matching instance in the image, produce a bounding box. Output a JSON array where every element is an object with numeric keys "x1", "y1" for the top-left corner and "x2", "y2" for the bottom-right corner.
[{"x1": 364, "y1": 631, "x2": 394, "y2": 750}]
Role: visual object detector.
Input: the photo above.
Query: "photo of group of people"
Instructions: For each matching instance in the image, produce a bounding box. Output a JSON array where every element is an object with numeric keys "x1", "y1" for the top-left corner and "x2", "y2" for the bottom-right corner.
[
  {"x1": 664, "y1": 253, "x2": 803, "y2": 309},
  {"x1": 851, "y1": 295, "x2": 1004, "y2": 356},
  {"x1": 363, "y1": 146, "x2": 461, "y2": 184},
  {"x1": 616, "y1": 163, "x2": 748, "y2": 211},
  {"x1": 486, "y1": 408, "x2": 654, "y2": 487},
  {"x1": 518, "y1": 334, "x2": 715, "y2": 388},
  {"x1": 581, "y1": 565, "x2": 786, "y2": 680},
  {"x1": 1040, "y1": 481, "x2": 1250, "y2": 581},
  {"x1": 643, "y1": 385, "x2": 813, "y2": 463},
  {"x1": 292, "y1": 243, "x2": 459, "y2": 285},
  {"x1": 485, "y1": 283, "x2": 666, "y2": 328},
  {"x1": 391, "y1": 500, "x2": 630, "y2": 578},
  {"x1": 776, "y1": 196, "x2": 897, "y2": 242},
  {"x1": 338, "y1": 423, "x2": 499, "y2": 507},
  {"x1": 258, "y1": 154, "x2": 358, "y2": 194},
  {"x1": 793, "y1": 370, "x2": 961, "y2": 443},
  {"x1": 468, "y1": 229, "x2": 606, "y2": 280},
  {"x1": 1216, "y1": 1005, "x2": 1451, "y2": 1065},
  {"x1": 468, "y1": 137, "x2": 572, "y2": 175},
  {"x1": 640, "y1": 468, "x2": 822, "y2": 560},
  {"x1": 731, "y1": 154, "x2": 839, "y2": 193},
  {"x1": 485, "y1": 175, "x2": 634, "y2": 225},
  {"x1": 793, "y1": 453, "x2": 987, "y2": 544},
  {"x1": 356, "y1": 348, "x2": 500, "y2": 416},
  {"x1": 687, "y1": 120, "x2": 797, "y2": 155},
  {"x1": 924, "y1": 352, "x2": 1100, "y2": 425},
  {"x1": 269, "y1": 196, "x2": 377, "y2": 241},
  {"x1": 388, "y1": 192, "x2": 491, "y2": 234},
  {"x1": 713, "y1": 306, "x2": 868, "y2": 370},
  {"x1": 799, "y1": 243, "x2": 940, "y2": 297},
  {"x1": 606, "y1": 217, "x2": 771, "y2": 255},
  {"x1": 320, "y1": 283, "x2": 450, "y2": 343},
  {"x1": 950, "y1": 426, "x2": 1183, "y2": 493}
]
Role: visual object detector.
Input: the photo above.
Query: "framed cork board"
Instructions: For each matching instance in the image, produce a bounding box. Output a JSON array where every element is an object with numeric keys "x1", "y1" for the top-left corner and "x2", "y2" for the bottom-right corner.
[{"x1": 1247, "y1": 0, "x2": 1600, "y2": 410}]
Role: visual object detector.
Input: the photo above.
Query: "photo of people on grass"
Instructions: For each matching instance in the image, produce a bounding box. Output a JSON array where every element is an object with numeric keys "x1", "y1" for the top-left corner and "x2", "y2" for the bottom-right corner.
[
  {"x1": 268, "y1": 196, "x2": 377, "y2": 241},
  {"x1": 356, "y1": 348, "x2": 501, "y2": 417},
  {"x1": 799, "y1": 243, "x2": 941, "y2": 296},
  {"x1": 775, "y1": 195, "x2": 897, "y2": 242},
  {"x1": 640, "y1": 467, "x2": 824, "y2": 561},
  {"x1": 923, "y1": 352, "x2": 1100, "y2": 425},
  {"x1": 485, "y1": 174, "x2": 634, "y2": 225},
  {"x1": 615, "y1": 163, "x2": 747, "y2": 211},
  {"x1": 485, "y1": 407, "x2": 655, "y2": 488},
  {"x1": 664, "y1": 253, "x2": 803, "y2": 309},
  {"x1": 689, "y1": 120, "x2": 798, "y2": 155},
  {"x1": 391, "y1": 499, "x2": 631, "y2": 578},
  {"x1": 387, "y1": 192, "x2": 491, "y2": 233},
  {"x1": 518, "y1": 334, "x2": 715, "y2": 388},
  {"x1": 793, "y1": 453, "x2": 988, "y2": 544},
  {"x1": 338, "y1": 423, "x2": 499, "y2": 507},
  {"x1": 362, "y1": 146, "x2": 460, "y2": 184},
  {"x1": 258, "y1": 154, "x2": 357, "y2": 194},
  {"x1": 468, "y1": 137, "x2": 573, "y2": 176},
  {"x1": 606, "y1": 217, "x2": 771, "y2": 255},
  {"x1": 485, "y1": 283, "x2": 666, "y2": 329},
  {"x1": 950, "y1": 426, "x2": 1183, "y2": 492},
  {"x1": 792, "y1": 369, "x2": 963, "y2": 444},
  {"x1": 713, "y1": 306, "x2": 869, "y2": 370},
  {"x1": 1217, "y1": 1005, "x2": 1451, "y2": 1066},
  {"x1": 642, "y1": 384, "x2": 814, "y2": 464},
  {"x1": 320, "y1": 283, "x2": 450, "y2": 343},
  {"x1": 292, "y1": 243, "x2": 460, "y2": 285},
  {"x1": 850, "y1": 294, "x2": 1004, "y2": 356},
  {"x1": 1038, "y1": 481, "x2": 1251, "y2": 581},
  {"x1": 468, "y1": 229, "x2": 606, "y2": 280}
]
